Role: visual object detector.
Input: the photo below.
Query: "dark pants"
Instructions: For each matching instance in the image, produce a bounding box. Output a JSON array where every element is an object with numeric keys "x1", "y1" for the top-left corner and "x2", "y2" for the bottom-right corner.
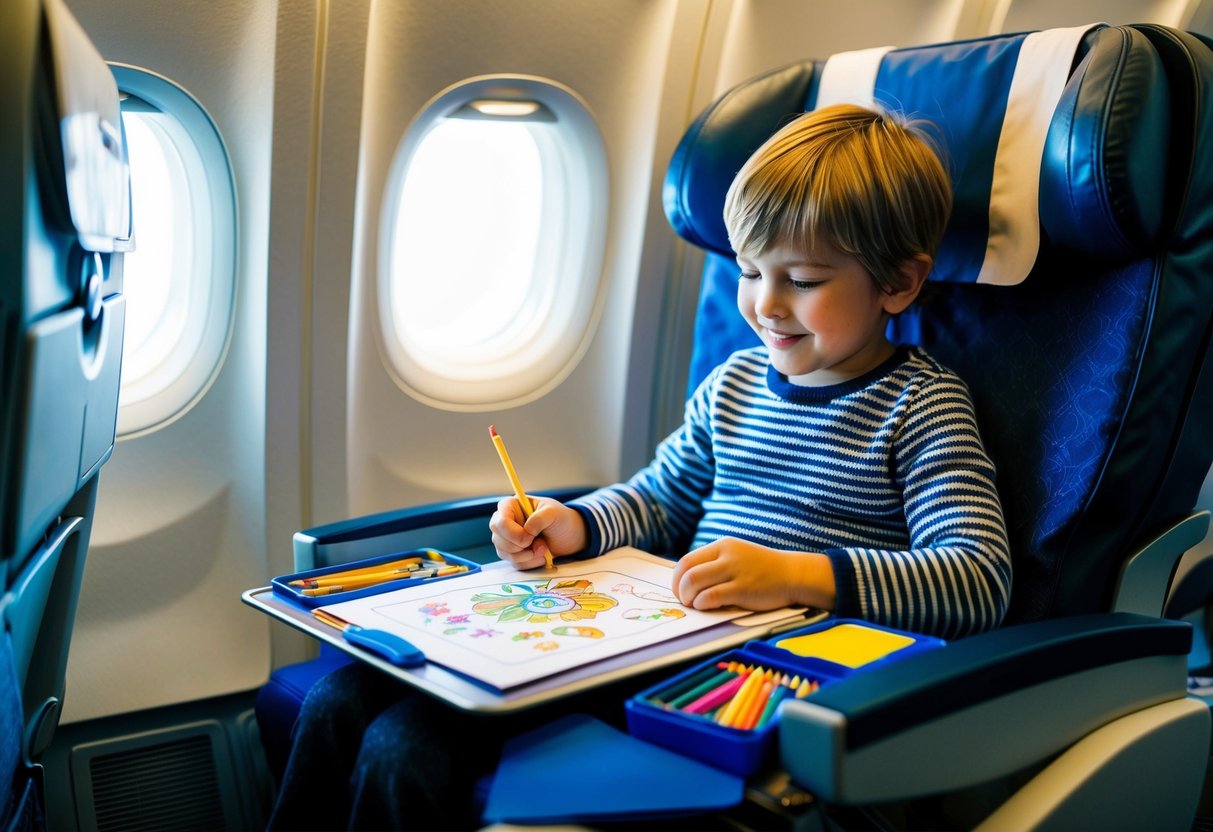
[{"x1": 266, "y1": 662, "x2": 638, "y2": 831}]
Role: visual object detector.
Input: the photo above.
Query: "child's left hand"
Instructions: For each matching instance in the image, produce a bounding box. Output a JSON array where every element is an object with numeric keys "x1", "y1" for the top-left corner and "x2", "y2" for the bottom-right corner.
[{"x1": 672, "y1": 537, "x2": 836, "y2": 612}]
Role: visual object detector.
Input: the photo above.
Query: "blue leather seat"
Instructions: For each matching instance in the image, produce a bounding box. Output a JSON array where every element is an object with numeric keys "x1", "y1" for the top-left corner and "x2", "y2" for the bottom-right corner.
[
  {"x1": 664, "y1": 22, "x2": 1213, "y2": 826},
  {"x1": 259, "y1": 23, "x2": 1213, "y2": 827},
  {"x1": 1, "y1": 1, "x2": 130, "y2": 826}
]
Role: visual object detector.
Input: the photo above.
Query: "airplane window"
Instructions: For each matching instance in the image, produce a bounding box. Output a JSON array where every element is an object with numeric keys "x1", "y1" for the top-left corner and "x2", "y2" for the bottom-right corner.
[
  {"x1": 380, "y1": 76, "x2": 608, "y2": 408},
  {"x1": 111, "y1": 66, "x2": 236, "y2": 436}
]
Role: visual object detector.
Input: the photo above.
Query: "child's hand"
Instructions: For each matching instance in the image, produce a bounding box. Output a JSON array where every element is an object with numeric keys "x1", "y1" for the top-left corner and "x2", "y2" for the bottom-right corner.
[
  {"x1": 489, "y1": 496, "x2": 589, "y2": 570},
  {"x1": 672, "y1": 537, "x2": 836, "y2": 612}
]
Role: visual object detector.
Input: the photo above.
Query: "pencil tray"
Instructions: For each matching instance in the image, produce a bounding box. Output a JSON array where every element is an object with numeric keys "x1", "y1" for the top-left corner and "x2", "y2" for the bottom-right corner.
[
  {"x1": 625, "y1": 618, "x2": 945, "y2": 777},
  {"x1": 271, "y1": 548, "x2": 481, "y2": 608}
]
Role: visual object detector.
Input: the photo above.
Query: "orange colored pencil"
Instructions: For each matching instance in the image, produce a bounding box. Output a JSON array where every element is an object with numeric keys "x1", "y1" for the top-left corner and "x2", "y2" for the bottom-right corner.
[{"x1": 739, "y1": 674, "x2": 776, "y2": 730}]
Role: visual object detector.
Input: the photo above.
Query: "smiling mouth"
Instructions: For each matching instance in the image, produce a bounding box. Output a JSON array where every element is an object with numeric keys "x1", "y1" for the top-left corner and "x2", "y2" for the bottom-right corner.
[{"x1": 765, "y1": 329, "x2": 805, "y2": 349}]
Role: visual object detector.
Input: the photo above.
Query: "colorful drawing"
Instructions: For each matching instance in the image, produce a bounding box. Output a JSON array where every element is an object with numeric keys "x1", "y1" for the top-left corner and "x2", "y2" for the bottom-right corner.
[
  {"x1": 623, "y1": 608, "x2": 686, "y2": 622},
  {"x1": 322, "y1": 552, "x2": 755, "y2": 688},
  {"x1": 551, "y1": 625, "x2": 604, "y2": 638},
  {"x1": 470, "y1": 578, "x2": 618, "y2": 623}
]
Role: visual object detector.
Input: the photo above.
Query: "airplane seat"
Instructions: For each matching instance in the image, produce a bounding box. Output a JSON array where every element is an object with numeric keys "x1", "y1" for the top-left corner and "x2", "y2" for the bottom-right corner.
[
  {"x1": 255, "y1": 22, "x2": 1213, "y2": 828},
  {"x1": 1, "y1": 0, "x2": 130, "y2": 827},
  {"x1": 662, "y1": 21, "x2": 1213, "y2": 827}
]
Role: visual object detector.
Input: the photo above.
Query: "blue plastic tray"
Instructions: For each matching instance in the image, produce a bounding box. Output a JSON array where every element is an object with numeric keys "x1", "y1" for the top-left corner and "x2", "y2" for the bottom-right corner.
[
  {"x1": 271, "y1": 548, "x2": 481, "y2": 608},
  {"x1": 625, "y1": 618, "x2": 945, "y2": 776}
]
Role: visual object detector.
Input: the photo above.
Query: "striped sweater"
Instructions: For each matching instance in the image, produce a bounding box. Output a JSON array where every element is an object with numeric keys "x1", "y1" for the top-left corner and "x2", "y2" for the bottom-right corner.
[{"x1": 570, "y1": 346, "x2": 1011, "y2": 638}]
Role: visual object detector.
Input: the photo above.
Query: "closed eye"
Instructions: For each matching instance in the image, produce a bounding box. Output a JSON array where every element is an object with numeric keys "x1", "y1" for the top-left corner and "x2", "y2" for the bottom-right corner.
[{"x1": 790, "y1": 279, "x2": 824, "y2": 291}]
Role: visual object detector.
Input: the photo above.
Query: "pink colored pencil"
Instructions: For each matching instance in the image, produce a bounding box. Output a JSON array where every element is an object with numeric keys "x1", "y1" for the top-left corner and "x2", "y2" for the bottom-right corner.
[{"x1": 681, "y1": 669, "x2": 752, "y2": 715}]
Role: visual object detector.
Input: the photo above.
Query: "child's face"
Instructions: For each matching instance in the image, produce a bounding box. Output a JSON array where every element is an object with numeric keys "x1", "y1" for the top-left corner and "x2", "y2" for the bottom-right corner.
[{"x1": 736, "y1": 240, "x2": 898, "y2": 386}]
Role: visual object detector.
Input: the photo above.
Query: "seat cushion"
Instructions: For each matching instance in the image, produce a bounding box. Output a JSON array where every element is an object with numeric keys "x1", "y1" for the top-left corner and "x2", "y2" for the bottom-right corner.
[{"x1": 255, "y1": 645, "x2": 355, "y2": 783}]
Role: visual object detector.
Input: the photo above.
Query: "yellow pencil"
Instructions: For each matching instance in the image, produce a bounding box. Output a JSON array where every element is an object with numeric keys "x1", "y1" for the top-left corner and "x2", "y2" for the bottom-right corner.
[
  {"x1": 300, "y1": 571, "x2": 427, "y2": 596},
  {"x1": 716, "y1": 667, "x2": 762, "y2": 727},
  {"x1": 296, "y1": 565, "x2": 421, "y2": 588},
  {"x1": 739, "y1": 674, "x2": 775, "y2": 731},
  {"x1": 489, "y1": 425, "x2": 553, "y2": 569},
  {"x1": 289, "y1": 556, "x2": 423, "y2": 586}
]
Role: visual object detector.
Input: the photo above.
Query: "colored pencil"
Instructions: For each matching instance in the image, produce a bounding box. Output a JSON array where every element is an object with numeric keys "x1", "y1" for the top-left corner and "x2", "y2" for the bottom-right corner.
[
  {"x1": 716, "y1": 669, "x2": 763, "y2": 726},
  {"x1": 651, "y1": 662, "x2": 729, "y2": 706},
  {"x1": 295, "y1": 564, "x2": 422, "y2": 588},
  {"x1": 754, "y1": 684, "x2": 790, "y2": 729},
  {"x1": 665, "y1": 663, "x2": 743, "y2": 709},
  {"x1": 288, "y1": 556, "x2": 423, "y2": 586},
  {"x1": 300, "y1": 569, "x2": 439, "y2": 596},
  {"x1": 683, "y1": 670, "x2": 751, "y2": 715},
  {"x1": 738, "y1": 674, "x2": 775, "y2": 730},
  {"x1": 489, "y1": 425, "x2": 553, "y2": 569}
]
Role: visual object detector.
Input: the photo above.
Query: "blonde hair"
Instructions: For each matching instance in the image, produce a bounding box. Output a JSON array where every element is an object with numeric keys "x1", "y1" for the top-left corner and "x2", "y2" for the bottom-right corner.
[{"x1": 723, "y1": 104, "x2": 952, "y2": 294}]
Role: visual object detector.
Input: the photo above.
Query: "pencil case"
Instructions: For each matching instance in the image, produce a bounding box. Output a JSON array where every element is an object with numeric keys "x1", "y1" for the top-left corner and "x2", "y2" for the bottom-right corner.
[
  {"x1": 624, "y1": 618, "x2": 945, "y2": 777},
  {"x1": 271, "y1": 548, "x2": 482, "y2": 608}
]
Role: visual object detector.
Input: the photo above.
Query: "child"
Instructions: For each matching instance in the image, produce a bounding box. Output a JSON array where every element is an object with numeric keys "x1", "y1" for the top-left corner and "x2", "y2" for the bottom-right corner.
[
  {"x1": 268, "y1": 104, "x2": 1010, "y2": 831},
  {"x1": 492, "y1": 103, "x2": 1010, "y2": 640}
]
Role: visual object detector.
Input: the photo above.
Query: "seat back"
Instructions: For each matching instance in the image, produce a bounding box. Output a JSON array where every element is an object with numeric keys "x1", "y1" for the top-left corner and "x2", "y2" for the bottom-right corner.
[
  {"x1": 664, "y1": 24, "x2": 1213, "y2": 625},
  {"x1": 0, "y1": 0, "x2": 130, "y2": 814}
]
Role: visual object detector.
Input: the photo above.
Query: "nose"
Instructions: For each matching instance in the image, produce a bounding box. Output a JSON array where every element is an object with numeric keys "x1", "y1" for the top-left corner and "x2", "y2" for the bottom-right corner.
[{"x1": 753, "y1": 279, "x2": 784, "y2": 322}]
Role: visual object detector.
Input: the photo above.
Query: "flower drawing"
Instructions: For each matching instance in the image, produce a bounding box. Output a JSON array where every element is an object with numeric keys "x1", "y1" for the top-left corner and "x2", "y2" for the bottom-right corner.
[{"x1": 470, "y1": 579, "x2": 618, "y2": 624}]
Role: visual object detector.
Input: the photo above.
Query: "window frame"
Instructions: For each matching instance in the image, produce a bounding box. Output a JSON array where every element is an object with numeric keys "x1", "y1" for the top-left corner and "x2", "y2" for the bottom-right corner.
[
  {"x1": 110, "y1": 64, "x2": 237, "y2": 437},
  {"x1": 377, "y1": 75, "x2": 609, "y2": 411}
]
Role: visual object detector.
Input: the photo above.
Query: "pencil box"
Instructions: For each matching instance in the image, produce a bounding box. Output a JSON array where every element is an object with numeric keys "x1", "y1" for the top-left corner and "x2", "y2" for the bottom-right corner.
[
  {"x1": 271, "y1": 548, "x2": 482, "y2": 608},
  {"x1": 624, "y1": 618, "x2": 945, "y2": 777}
]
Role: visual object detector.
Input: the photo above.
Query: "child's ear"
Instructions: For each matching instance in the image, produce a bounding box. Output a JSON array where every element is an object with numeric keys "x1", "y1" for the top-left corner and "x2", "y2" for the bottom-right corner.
[{"x1": 882, "y1": 254, "x2": 932, "y2": 315}]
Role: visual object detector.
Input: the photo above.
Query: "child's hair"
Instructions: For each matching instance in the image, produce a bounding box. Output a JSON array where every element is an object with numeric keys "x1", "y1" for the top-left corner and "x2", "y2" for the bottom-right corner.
[{"x1": 723, "y1": 103, "x2": 952, "y2": 294}]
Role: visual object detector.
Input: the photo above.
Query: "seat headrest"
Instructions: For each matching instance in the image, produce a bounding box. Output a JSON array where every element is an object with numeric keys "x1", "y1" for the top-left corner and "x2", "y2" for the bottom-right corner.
[{"x1": 665, "y1": 25, "x2": 1171, "y2": 284}]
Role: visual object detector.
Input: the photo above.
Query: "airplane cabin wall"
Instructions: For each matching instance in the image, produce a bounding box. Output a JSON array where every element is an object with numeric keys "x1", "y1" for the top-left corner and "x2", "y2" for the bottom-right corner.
[
  {"x1": 51, "y1": 0, "x2": 1213, "y2": 726},
  {"x1": 60, "y1": 0, "x2": 279, "y2": 723},
  {"x1": 344, "y1": 0, "x2": 713, "y2": 517}
]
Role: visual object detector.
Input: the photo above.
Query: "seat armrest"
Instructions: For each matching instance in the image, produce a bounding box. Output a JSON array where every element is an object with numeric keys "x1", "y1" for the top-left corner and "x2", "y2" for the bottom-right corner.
[
  {"x1": 292, "y1": 486, "x2": 595, "y2": 570},
  {"x1": 1113, "y1": 510, "x2": 1209, "y2": 615},
  {"x1": 779, "y1": 613, "x2": 1192, "y2": 804}
]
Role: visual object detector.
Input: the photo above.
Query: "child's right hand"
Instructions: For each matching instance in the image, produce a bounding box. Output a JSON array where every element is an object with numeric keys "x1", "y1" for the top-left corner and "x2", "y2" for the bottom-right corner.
[{"x1": 489, "y1": 496, "x2": 589, "y2": 570}]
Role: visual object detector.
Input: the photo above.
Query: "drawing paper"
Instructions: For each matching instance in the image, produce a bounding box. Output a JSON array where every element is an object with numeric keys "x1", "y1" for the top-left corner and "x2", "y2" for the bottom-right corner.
[{"x1": 320, "y1": 548, "x2": 750, "y2": 689}]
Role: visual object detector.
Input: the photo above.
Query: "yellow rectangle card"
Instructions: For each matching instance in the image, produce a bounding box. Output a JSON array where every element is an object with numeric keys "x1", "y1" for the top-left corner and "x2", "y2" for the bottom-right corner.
[{"x1": 774, "y1": 623, "x2": 916, "y2": 668}]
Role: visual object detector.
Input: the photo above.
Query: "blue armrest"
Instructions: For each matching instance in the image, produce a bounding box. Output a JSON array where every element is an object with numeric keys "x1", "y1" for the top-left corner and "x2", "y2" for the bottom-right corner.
[
  {"x1": 779, "y1": 613, "x2": 1193, "y2": 803},
  {"x1": 292, "y1": 487, "x2": 594, "y2": 570}
]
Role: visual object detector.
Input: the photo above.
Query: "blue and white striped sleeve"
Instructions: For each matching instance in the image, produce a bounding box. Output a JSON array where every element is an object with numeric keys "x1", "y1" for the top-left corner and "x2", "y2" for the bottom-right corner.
[
  {"x1": 569, "y1": 368, "x2": 720, "y2": 556},
  {"x1": 828, "y1": 374, "x2": 1012, "y2": 638}
]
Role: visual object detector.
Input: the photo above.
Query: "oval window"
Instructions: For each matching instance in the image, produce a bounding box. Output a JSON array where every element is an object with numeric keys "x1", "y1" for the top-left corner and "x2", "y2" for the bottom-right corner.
[
  {"x1": 379, "y1": 76, "x2": 608, "y2": 409},
  {"x1": 111, "y1": 65, "x2": 236, "y2": 436}
]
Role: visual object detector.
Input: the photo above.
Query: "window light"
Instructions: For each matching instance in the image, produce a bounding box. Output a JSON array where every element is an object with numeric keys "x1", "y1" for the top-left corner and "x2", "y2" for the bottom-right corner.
[
  {"x1": 111, "y1": 66, "x2": 236, "y2": 436},
  {"x1": 379, "y1": 76, "x2": 608, "y2": 409}
]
